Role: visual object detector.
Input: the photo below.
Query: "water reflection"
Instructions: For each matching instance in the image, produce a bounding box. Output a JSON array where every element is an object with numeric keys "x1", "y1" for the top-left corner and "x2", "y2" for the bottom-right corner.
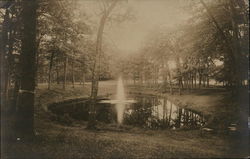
[
  {"x1": 49, "y1": 95, "x2": 206, "y2": 130},
  {"x1": 122, "y1": 95, "x2": 206, "y2": 129}
]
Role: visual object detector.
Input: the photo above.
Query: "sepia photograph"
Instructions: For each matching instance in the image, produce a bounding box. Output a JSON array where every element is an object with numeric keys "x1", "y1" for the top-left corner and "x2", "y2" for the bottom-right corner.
[{"x1": 0, "y1": 0, "x2": 249, "y2": 158}]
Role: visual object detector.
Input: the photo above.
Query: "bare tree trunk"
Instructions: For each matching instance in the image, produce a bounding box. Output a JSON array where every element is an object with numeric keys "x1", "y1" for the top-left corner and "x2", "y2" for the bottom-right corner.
[
  {"x1": 88, "y1": 0, "x2": 118, "y2": 129},
  {"x1": 191, "y1": 72, "x2": 194, "y2": 89},
  {"x1": 178, "y1": 79, "x2": 181, "y2": 95},
  {"x1": 175, "y1": 56, "x2": 182, "y2": 95},
  {"x1": 163, "y1": 98, "x2": 166, "y2": 123},
  {"x1": 48, "y1": 51, "x2": 55, "y2": 90},
  {"x1": 63, "y1": 56, "x2": 68, "y2": 90},
  {"x1": 203, "y1": 76, "x2": 206, "y2": 87},
  {"x1": 163, "y1": 74, "x2": 167, "y2": 92},
  {"x1": 5, "y1": 18, "x2": 15, "y2": 106},
  {"x1": 72, "y1": 57, "x2": 75, "y2": 88},
  {"x1": 229, "y1": 0, "x2": 242, "y2": 89},
  {"x1": 194, "y1": 69, "x2": 197, "y2": 88},
  {"x1": 16, "y1": 0, "x2": 38, "y2": 138},
  {"x1": 1, "y1": 9, "x2": 9, "y2": 111},
  {"x1": 154, "y1": 66, "x2": 159, "y2": 88},
  {"x1": 199, "y1": 72, "x2": 202, "y2": 89},
  {"x1": 183, "y1": 75, "x2": 187, "y2": 89},
  {"x1": 12, "y1": 79, "x2": 19, "y2": 107},
  {"x1": 82, "y1": 72, "x2": 85, "y2": 86},
  {"x1": 169, "y1": 74, "x2": 173, "y2": 95},
  {"x1": 56, "y1": 65, "x2": 60, "y2": 84},
  {"x1": 13, "y1": 59, "x2": 21, "y2": 112},
  {"x1": 207, "y1": 75, "x2": 209, "y2": 87},
  {"x1": 168, "y1": 102, "x2": 173, "y2": 126},
  {"x1": 34, "y1": 37, "x2": 41, "y2": 87}
]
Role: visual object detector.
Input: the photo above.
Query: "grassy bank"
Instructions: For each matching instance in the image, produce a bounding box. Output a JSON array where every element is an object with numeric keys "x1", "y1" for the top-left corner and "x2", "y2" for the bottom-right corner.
[
  {"x1": 127, "y1": 85, "x2": 245, "y2": 130},
  {"x1": 3, "y1": 120, "x2": 238, "y2": 159},
  {"x1": 2, "y1": 81, "x2": 248, "y2": 158}
]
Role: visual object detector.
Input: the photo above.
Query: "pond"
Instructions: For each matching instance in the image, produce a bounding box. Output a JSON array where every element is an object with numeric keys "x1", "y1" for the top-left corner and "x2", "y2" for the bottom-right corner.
[{"x1": 48, "y1": 94, "x2": 206, "y2": 130}]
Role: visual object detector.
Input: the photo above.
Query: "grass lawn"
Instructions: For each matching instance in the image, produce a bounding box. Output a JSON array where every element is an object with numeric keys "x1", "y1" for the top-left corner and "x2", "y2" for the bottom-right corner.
[
  {"x1": 2, "y1": 120, "x2": 238, "y2": 159},
  {"x1": 1, "y1": 81, "x2": 249, "y2": 158}
]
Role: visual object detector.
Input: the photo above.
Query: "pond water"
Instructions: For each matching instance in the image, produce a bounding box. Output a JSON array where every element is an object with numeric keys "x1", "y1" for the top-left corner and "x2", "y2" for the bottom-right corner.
[
  {"x1": 49, "y1": 94, "x2": 206, "y2": 130},
  {"x1": 103, "y1": 95, "x2": 206, "y2": 129}
]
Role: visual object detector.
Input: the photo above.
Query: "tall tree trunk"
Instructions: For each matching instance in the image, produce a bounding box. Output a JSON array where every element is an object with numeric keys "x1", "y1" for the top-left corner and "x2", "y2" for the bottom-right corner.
[
  {"x1": 6, "y1": 19, "x2": 15, "y2": 107},
  {"x1": 63, "y1": 56, "x2": 68, "y2": 90},
  {"x1": 82, "y1": 72, "x2": 85, "y2": 86},
  {"x1": 163, "y1": 98, "x2": 166, "y2": 123},
  {"x1": 169, "y1": 74, "x2": 173, "y2": 95},
  {"x1": 178, "y1": 79, "x2": 181, "y2": 95},
  {"x1": 34, "y1": 36, "x2": 41, "y2": 87},
  {"x1": 229, "y1": 0, "x2": 242, "y2": 89},
  {"x1": 194, "y1": 69, "x2": 197, "y2": 88},
  {"x1": 207, "y1": 75, "x2": 209, "y2": 87},
  {"x1": 48, "y1": 51, "x2": 55, "y2": 90},
  {"x1": 163, "y1": 74, "x2": 167, "y2": 92},
  {"x1": 191, "y1": 72, "x2": 194, "y2": 89},
  {"x1": 16, "y1": 0, "x2": 38, "y2": 138},
  {"x1": 13, "y1": 60, "x2": 21, "y2": 112},
  {"x1": 175, "y1": 56, "x2": 182, "y2": 94},
  {"x1": 56, "y1": 65, "x2": 60, "y2": 84},
  {"x1": 0, "y1": 9, "x2": 9, "y2": 112},
  {"x1": 72, "y1": 53, "x2": 75, "y2": 88},
  {"x1": 12, "y1": 79, "x2": 20, "y2": 108},
  {"x1": 198, "y1": 71, "x2": 202, "y2": 89},
  {"x1": 203, "y1": 76, "x2": 206, "y2": 87},
  {"x1": 88, "y1": 0, "x2": 118, "y2": 129},
  {"x1": 168, "y1": 102, "x2": 173, "y2": 126}
]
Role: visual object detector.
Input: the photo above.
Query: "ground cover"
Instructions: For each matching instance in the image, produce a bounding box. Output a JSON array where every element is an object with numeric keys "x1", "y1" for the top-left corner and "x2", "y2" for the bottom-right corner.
[{"x1": 2, "y1": 81, "x2": 248, "y2": 158}]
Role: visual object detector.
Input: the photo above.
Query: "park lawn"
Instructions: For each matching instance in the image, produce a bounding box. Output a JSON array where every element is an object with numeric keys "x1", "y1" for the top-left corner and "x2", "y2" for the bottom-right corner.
[
  {"x1": 128, "y1": 86, "x2": 232, "y2": 115},
  {"x1": 166, "y1": 88, "x2": 230, "y2": 115},
  {"x1": 35, "y1": 81, "x2": 117, "y2": 111},
  {"x1": 3, "y1": 117, "x2": 237, "y2": 159},
  {"x1": 2, "y1": 81, "x2": 247, "y2": 158},
  {"x1": 127, "y1": 85, "x2": 242, "y2": 128},
  {"x1": 36, "y1": 82, "x2": 234, "y2": 119}
]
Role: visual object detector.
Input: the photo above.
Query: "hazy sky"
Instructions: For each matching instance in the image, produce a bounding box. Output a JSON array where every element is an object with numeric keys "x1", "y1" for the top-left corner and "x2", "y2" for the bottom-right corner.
[{"x1": 80, "y1": 0, "x2": 191, "y2": 55}]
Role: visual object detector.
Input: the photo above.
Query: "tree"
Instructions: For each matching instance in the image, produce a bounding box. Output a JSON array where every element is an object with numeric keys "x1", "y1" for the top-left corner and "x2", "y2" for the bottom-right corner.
[
  {"x1": 88, "y1": 0, "x2": 118, "y2": 129},
  {"x1": 198, "y1": 0, "x2": 249, "y2": 90},
  {"x1": 0, "y1": 1, "x2": 23, "y2": 112},
  {"x1": 16, "y1": 0, "x2": 38, "y2": 138},
  {"x1": 36, "y1": 0, "x2": 91, "y2": 90}
]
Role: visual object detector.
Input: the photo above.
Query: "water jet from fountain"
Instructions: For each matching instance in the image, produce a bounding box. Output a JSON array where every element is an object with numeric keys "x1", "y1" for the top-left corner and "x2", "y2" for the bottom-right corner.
[{"x1": 115, "y1": 76, "x2": 126, "y2": 124}]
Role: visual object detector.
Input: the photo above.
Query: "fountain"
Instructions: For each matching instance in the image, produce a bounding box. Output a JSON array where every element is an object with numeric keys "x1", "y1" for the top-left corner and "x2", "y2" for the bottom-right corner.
[
  {"x1": 99, "y1": 76, "x2": 135, "y2": 124},
  {"x1": 115, "y1": 76, "x2": 126, "y2": 124},
  {"x1": 49, "y1": 77, "x2": 206, "y2": 129}
]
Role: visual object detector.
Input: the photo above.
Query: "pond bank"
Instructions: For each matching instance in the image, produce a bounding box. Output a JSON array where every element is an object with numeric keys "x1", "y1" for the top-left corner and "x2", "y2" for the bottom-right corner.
[
  {"x1": 3, "y1": 81, "x2": 247, "y2": 159},
  {"x1": 36, "y1": 82, "x2": 238, "y2": 131},
  {"x1": 3, "y1": 118, "x2": 240, "y2": 159},
  {"x1": 127, "y1": 85, "x2": 239, "y2": 130}
]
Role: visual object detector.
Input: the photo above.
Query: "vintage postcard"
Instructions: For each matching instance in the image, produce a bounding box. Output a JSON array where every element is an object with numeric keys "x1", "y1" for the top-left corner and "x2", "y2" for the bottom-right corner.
[{"x1": 0, "y1": 0, "x2": 249, "y2": 158}]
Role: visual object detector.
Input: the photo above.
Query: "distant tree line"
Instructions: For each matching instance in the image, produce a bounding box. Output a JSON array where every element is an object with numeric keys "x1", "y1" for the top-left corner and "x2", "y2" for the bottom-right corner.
[{"x1": 119, "y1": 0, "x2": 249, "y2": 95}]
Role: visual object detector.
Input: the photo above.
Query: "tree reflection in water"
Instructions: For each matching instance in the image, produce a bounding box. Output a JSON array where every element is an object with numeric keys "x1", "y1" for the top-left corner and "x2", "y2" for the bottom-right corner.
[{"x1": 123, "y1": 95, "x2": 206, "y2": 130}]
